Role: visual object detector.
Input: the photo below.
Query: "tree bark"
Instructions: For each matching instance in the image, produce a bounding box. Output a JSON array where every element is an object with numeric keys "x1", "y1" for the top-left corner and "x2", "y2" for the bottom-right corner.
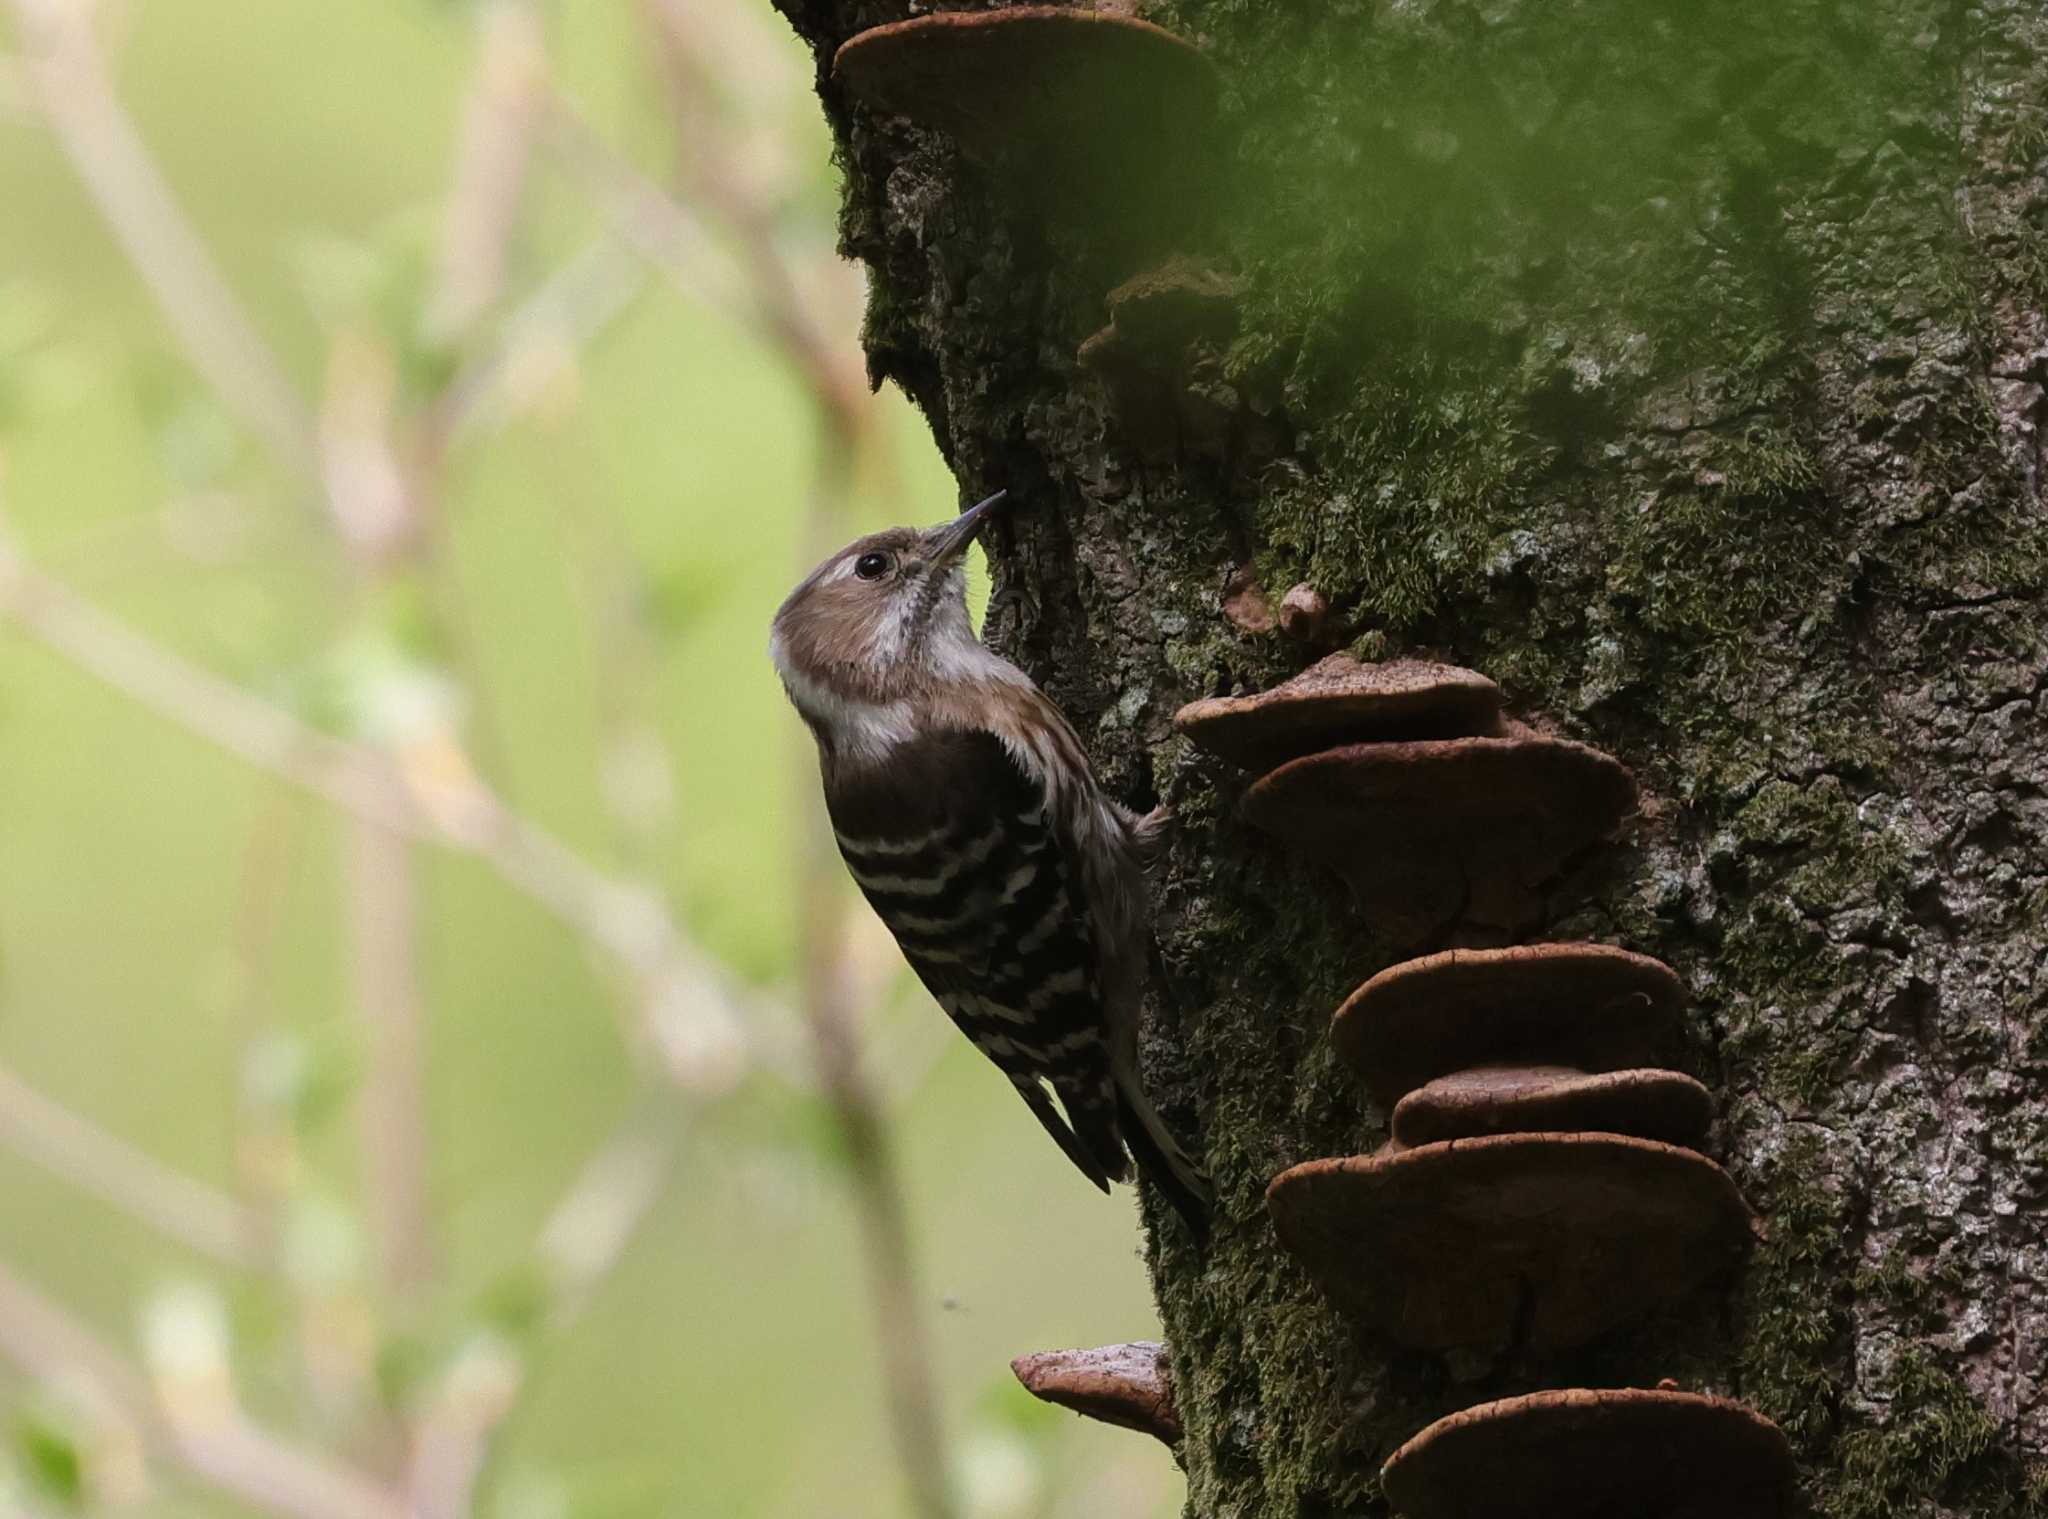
[{"x1": 769, "y1": 1, "x2": 2048, "y2": 1514}]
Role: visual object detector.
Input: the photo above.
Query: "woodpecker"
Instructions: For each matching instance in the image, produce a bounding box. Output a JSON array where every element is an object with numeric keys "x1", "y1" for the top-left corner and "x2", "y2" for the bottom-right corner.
[{"x1": 770, "y1": 490, "x2": 1211, "y2": 1237}]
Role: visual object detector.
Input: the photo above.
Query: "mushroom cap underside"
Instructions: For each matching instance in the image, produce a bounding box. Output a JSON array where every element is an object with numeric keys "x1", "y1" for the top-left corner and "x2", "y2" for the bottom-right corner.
[
  {"x1": 1176, "y1": 656, "x2": 1505, "y2": 769},
  {"x1": 1265, "y1": 1133, "x2": 1757, "y2": 1351},
  {"x1": 1381, "y1": 1386, "x2": 1796, "y2": 1519},
  {"x1": 1390, "y1": 1064, "x2": 1713, "y2": 1149},
  {"x1": 832, "y1": 7, "x2": 1217, "y2": 179},
  {"x1": 1240, "y1": 738, "x2": 1636, "y2": 932},
  {"x1": 1332, "y1": 943, "x2": 1683, "y2": 1107}
]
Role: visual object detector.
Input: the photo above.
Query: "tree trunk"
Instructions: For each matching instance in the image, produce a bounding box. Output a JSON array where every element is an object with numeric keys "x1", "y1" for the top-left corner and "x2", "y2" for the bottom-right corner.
[{"x1": 769, "y1": 1, "x2": 2048, "y2": 1513}]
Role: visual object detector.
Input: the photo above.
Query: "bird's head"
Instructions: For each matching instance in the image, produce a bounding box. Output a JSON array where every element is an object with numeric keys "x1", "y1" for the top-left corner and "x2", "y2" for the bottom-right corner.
[{"x1": 770, "y1": 491, "x2": 1008, "y2": 735}]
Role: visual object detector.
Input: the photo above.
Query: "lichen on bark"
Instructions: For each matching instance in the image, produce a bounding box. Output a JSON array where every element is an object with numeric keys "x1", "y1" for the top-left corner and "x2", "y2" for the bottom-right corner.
[{"x1": 770, "y1": 0, "x2": 2048, "y2": 1512}]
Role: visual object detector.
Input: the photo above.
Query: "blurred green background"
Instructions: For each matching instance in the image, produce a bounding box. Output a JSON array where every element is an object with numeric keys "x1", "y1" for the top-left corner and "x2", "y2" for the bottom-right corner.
[{"x1": 0, "y1": 2, "x2": 1174, "y2": 1515}]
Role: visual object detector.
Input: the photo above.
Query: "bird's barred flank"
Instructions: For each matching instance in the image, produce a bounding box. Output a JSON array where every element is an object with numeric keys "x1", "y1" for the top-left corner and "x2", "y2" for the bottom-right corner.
[{"x1": 770, "y1": 493, "x2": 1214, "y2": 1238}]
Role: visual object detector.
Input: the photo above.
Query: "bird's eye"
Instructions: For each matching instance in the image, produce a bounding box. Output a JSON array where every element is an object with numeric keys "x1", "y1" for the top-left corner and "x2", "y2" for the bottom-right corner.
[{"x1": 853, "y1": 551, "x2": 893, "y2": 581}]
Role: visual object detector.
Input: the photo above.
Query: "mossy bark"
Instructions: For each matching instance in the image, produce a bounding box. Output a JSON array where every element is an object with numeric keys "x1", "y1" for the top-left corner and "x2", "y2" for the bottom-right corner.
[{"x1": 769, "y1": 1, "x2": 2048, "y2": 1513}]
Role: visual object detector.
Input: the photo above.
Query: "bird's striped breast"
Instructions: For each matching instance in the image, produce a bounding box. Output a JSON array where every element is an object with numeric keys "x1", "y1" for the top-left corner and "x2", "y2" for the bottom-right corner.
[{"x1": 823, "y1": 728, "x2": 1108, "y2": 1083}]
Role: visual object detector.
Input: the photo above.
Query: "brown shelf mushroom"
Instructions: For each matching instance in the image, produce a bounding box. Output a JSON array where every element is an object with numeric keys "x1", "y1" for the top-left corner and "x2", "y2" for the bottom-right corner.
[
  {"x1": 1174, "y1": 655, "x2": 1505, "y2": 771},
  {"x1": 1390, "y1": 1064, "x2": 1714, "y2": 1149},
  {"x1": 1079, "y1": 257, "x2": 1246, "y2": 459},
  {"x1": 1381, "y1": 1387, "x2": 1796, "y2": 1519},
  {"x1": 1079, "y1": 256, "x2": 1241, "y2": 373},
  {"x1": 1332, "y1": 943, "x2": 1683, "y2": 1108},
  {"x1": 1010, "y1": 1342, "x2": 1180, "y2": 1445},
  {"x1": 831, "y1": 8, "x2": 1217, "y2": 227},
  {"x1": 1239, "y1": 735, "x2": 1635, "y2": 938},
  {"x1": 1265, "y1": 1134, "x2": 1757, "y2": 1351}
]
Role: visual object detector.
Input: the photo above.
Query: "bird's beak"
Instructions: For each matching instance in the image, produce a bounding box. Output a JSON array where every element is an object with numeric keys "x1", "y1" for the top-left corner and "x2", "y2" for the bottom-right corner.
[{"x1": 921, "y1": 489, "x2": 1008, "y2": 568}]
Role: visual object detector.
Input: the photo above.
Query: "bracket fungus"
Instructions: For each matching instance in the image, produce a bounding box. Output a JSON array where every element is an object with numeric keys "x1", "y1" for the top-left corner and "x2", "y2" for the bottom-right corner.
[
  {"x1": 1265, "y1": 1134, "x2": 1757, "y2": 1351},
  {"x1": 1380, "y1": 1387, "x2": 1796, "y2": 1519},
  {"x1": 831, "y1": 8, "x2": 1218, "y2": 228},
  {"x1": 1240, "y1": 734, "x2": 1636, "y2": 937},
  {"x1": 1390, "y1": 1064, "x2": 1713, "y2": 1149},
  {"x1": 1078, "y1": 257, "x2": 1253, "y2": 459},
  {"x1": 1331, "y1": 943, "x2": 1684, "y2": 1109},
  {"x1": 1078, "y1": 256, "x2": 1241, "y2": 374},
  {"x1": 1010, "y1": 1342, "x2": 1180, "y2": 1445},
  {"x1": 1174, "y1": 655, "x2": 1506, "y2": 771}
]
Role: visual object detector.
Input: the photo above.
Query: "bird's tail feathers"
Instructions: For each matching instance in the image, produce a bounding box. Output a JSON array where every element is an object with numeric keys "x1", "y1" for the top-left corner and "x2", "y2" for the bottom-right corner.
[
  {"x1": 1014, "y1": 1079, "x2": 1116, "y2": 1194},
  {"x1": 1115, "y1": 1075, "x2": 1212, "y2": 1245}
]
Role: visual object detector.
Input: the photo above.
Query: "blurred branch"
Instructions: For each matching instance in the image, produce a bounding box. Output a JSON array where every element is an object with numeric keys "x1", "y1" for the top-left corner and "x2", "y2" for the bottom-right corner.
[
  {"x1": 419, "y1": 11, "x2": 651, "y2": 472},
  {"x1": 329, "y1": 2, "x2": 558, "y2": 1308},
  {"x1": 0, "y1": 524, "x2": 416, "y2": 833},
  {"x1": 225, "y1": 793, "x2": 307, "y2": 1218},
  {"x1": 426, "y1": 0, "x2": 546, "y2": 343},
  {"x1": 0, "y1": 1064, "x2": 266, "y2": 1269},
  {"x1": 424, "y1": 239, "x2": 647, "y2": 458},
  {"x1": 638, "y1": 0, "x2": 869, "y2": 443},
  {"x1": 3, "y1": 0, "x2": 317, "y2": 474},
  {"x1": 344, "y1": 822, "x2": 435, "y2": 1301},
  {"x1": 0, "y1": 1261, "x2": 409, "y2": 1519},
  {"x1": 0, "y1": 518, "x2": 767, "y2": 1090},
  {"x1": 529, "y1": 436, "x2": 677, "y2": 879},
  {"x1": 406, "y1": 1100, "x2": 681, "y2": 1519},
  {"x1": 872, "y1": 1006, "x2": 961, "y2": 1115},
  {"x1": 531, "y1": 1106, "x2": 678, "y2": 1318},
  {"x1": 538, "y1": 94, "x2": 869, "y2": 445},
  {"x1": 324, "y1": 0, "x2": 558, "y2": 1302},
  {"x1": 801, "y1": 903, "x2": 960, "y2": 1519},
  {"x1": 537, "y1": 100, "x2": 738, "y2": 311}
]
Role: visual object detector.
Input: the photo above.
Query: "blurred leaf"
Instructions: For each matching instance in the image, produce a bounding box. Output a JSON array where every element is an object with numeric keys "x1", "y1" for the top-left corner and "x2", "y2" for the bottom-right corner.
[
  {"x1": 367, "y1": 574, "x2": 448, "y2": 662},
  {"x1": 290, "y1": 234, "x2": 391, "y2": 325},
  {"x1": 140, "y1": 1280, "x2": 233, "y2": 1414},
  {"x1": 278, "y1": 620, "x2": 463, "y2": 747},
  {"x1": 956, "y1": 1427, "x2": 1043, "y2": 1519},
  {"x1": 13, "y1": 1409, "x2": 84, "y2": 1508},
  {"x1": 155, "y1": 392, "x2": 245, "y2": 490},
  {"x1": 547, "y1": 1462, "x2": 669, "y2": 1519},
  {"x1": 375, "y1": 1329, "x2": 434, "y2": 1411},
  {"x1": 242, "y1": 1028, "x2": 355, "y2": 1135},
  {"x1": 279, "y1": 1193, "x2": 368, "y2": 1292},
  {"x1": 0, "y1": 281, "x2": 97, "y2": 433},
  {"x1": 476, "y1": 1260, "x2": 555, "y2": 1343},
  {"x1": 436, "y1": 1331, "x2": 524, "y2": 1426},
  {"x1": 383, "y1": 1327, "x2": 523, "y2": 1423},
  {"x1": 128, "y1": 351, "x2": 217, "y2": 434},
  {"x1": 288, "y1": 213, "x2": 461, "y2": 402},
  {"x1": 493, "y1": 1470, "x2": 572, "y2": 1519}
]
